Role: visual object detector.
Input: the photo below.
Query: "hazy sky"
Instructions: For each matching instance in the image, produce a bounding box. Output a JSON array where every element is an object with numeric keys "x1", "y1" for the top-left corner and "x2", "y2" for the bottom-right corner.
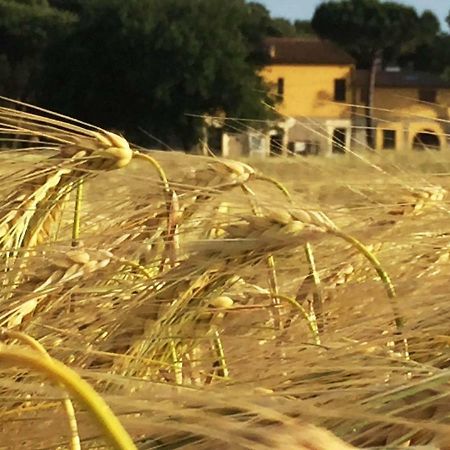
[{"x1": 257, "y1": 0, "x2": 449, "y2": 28}]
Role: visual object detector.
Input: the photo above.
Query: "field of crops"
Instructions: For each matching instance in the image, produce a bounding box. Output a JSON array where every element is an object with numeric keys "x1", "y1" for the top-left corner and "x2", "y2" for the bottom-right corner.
[{"x1": 0, "y1": 100, "x2": 450, "y2": 449}]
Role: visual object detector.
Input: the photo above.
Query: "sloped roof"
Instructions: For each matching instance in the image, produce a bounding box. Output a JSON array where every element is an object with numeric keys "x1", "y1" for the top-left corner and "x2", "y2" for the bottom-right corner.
[
  {"x1": 264, "y1": 37, "x2": 355, "y2": 66},
  {"x1": 355, "y1": 70, "x2": 450, "y2": 89}
]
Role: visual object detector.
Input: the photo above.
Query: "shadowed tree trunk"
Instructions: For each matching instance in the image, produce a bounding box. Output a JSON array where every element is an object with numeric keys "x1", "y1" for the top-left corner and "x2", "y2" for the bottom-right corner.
[{"x1": 366, "y1": 49, "x2": 382, "y2": 149}]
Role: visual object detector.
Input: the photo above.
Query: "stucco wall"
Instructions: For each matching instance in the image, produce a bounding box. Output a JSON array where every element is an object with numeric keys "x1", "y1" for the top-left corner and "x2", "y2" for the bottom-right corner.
[{"x1": 262, "y1": 65, "x2": 353, "y2": 119}]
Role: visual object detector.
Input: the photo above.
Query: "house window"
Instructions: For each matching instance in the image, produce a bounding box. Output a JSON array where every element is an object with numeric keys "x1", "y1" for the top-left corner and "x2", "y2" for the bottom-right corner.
[
  {"x1": 277, "y1": 77, "x2": 285, "y2": 100},
  {"x1": 382, "y1": 129, "x2": 396, "y2": 150},
  {"x1": 332, "y1": 128, "x2": 347, "y2": 154},
  {"x1": 288, "y1": 140, "x2": 320, "y2": 156},
  {"x1": 413, "y1": 130, "x2": 440, "y2": 151},
  {"x1": 418, "y1": 89, "x2": 437, "y2": 103},
  {"x1": 334, "y1": 79, "x2": 346, "y2": 102},
  {"x1": 270, "y1": 131, "x2": 283, "y2": 156}
]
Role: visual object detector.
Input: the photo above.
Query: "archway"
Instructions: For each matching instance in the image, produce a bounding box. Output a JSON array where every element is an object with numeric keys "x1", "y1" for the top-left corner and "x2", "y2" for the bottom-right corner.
[{"x1": 412, "y1": 129, "x2": 441, "y2": 151}]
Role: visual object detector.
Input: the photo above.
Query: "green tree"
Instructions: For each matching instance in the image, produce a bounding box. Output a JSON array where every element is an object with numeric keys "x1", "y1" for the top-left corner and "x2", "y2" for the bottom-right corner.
[
  {"x1": 294, "y1": 20, "x2": 315, "y2": 37},
  {"x1": 245, "y1": 3, "x2": 297, "y2": 39},
  {"x1": 243, "y1": 2, "x2": 299, "y2": 64},
  {"x1": 0, "y1": 0, "x2": 75, "y2": 101},
  {"x1": 419, "y1": 10, "x2": 441, "y2": 42},
  {"x1": 399, "y1": 34, "x2": 450, "y2": 78},
  {"x1": 48, "y1": 0, "x2": 82, "y2": 13},
  {"x1": 41, "y1": 0, "x2": 275, "y2": 149},
  {"x1": 312, "y1": 0, "x2": 437, "y2": 148},
  {"x1": 269, "y1": 18, "x2": 297, "y2": 37}
]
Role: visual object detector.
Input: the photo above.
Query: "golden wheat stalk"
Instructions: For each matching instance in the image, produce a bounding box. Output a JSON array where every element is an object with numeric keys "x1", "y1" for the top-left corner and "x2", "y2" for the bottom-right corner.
[
  {"x1": 0, "y1": 344, "x2": 136, "y2": 449},
  {"x1": 0, "y1": 329, "x2": 81, "y2": 450},
  {"x1": 0, "y1": 100, "x2": 132, "y2": 257},
  {"x1": 1, "y1": 247, "x2": 113, "y2": 329}
]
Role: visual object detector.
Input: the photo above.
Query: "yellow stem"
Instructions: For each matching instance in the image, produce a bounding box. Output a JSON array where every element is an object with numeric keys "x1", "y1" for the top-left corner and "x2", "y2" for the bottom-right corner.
[
  {"x1": 133, "y1": 151, "x2": 170, "y2": 194},
  {"x1": 169, "y1": 335, "x2": 183, "y2": 385},
  {"x1": 255, "y1": 174, "x2": 292, "y2": 202},
  {"x1": 241, "y1": 183, "x2": 282, "y2": 330},
  {"x1": 332, "y1": 230, "x2": 408, "y2": 358},
  {"x1": 71, "y1": 179, "x2": 84, "y2": 247},
  {"x1": 304, "y1": 242, "x2": 324, "y2": 333},
  {"x1": 0, "y1": 345, "x2": 137, "y2": 450},
  {"x1": 333, "y1": 230, "x2": 402, "y2": 328},
  {"x1": 1, "y1": 329, "x2": 81, "y2": 450},
  {"x1": 274, "y1": 294, "x2": 321, "y2": 345},
  {"x1": 212, "y1": 329, "x2": 229, "y2": 379},
  {"x1": 133, "y1": 151, "x2": 178, "y2": 271}
]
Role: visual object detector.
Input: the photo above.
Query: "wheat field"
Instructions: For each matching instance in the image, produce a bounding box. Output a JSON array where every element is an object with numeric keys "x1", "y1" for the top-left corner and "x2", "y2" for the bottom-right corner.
[{"x1": 0, "y1": 98, "x2": 450, "y2": 449}]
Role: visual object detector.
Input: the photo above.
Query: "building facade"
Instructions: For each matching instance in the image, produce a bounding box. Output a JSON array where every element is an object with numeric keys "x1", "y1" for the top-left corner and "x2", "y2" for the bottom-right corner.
[
  {"x1": 354, "y1": 70, "x2": 450, "y2": 152},
  {"x1": 260, "y1": 37, "x2": 355, "y2": 157},
  {"x1": 219, "y1": 37, "x2": 450, "y2": 157}
]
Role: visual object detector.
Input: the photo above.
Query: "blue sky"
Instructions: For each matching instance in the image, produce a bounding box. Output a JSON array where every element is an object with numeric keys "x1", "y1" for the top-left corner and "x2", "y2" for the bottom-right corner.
[{"x1": 256, "y1": 0, "x2": 449, "y2": 29}]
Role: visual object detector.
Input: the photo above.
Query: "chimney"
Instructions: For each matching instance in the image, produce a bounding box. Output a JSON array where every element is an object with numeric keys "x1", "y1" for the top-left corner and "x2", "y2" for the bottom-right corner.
[{"x1": 269, "y1": 45, "x2": 276, "y2": 58}]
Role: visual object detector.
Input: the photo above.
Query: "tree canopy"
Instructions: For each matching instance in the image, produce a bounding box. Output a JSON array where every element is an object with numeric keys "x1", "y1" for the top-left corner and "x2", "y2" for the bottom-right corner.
[
  {"x1": 0, "y1": 0, "x2": 75, "y2": 101},
  {"x1": 399, "y1": 11, "x2": 450, "y2": 80},
  {"x1": 311, "y1": 0, "x2": 440, "y2": 68},
  {"x1": 311, "y1": 0, "x2": 447, "y2": 148},
  {"x1": 0, "y1": 0, "x2": 448, "y2": 149},
  {"x1": 39, "y1": 0, "x2": 285, "y2": 148}
]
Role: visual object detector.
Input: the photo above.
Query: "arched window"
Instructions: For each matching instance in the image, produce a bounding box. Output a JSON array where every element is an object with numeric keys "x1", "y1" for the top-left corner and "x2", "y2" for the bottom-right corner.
[{"x1": 412, "y1": 130, "x2": 440, "y2": 151}]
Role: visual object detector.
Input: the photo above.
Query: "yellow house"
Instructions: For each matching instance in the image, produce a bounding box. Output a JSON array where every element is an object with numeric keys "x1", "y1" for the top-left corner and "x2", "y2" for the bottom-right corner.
[
  {"x1": 354, "y1": 70, "x2": 450, "y2": 152},
  {"x1": 259, "y1": 37, "x2": 355, "y2": 156},
  {"x1": 220, "y1": 38, "x2": 450, "y2": 157}
]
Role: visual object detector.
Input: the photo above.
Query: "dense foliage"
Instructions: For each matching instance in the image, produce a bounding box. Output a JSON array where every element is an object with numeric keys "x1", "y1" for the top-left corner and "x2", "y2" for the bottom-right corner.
[
  {"x1": 312, "y1": 0, "x2": 442, "y2": 69},
  {"x1": 311, "y1": 0, "x2": 448, "y2": 148},
  {"x1": 40, "y1": 0, "x2": 283, "y2": 148},
  {"x1": 0, "y1": 0, "x2": 75, "y2": 101},
  {"x1": 0, "y1": 0, "x2": 449, "y2": 148}
]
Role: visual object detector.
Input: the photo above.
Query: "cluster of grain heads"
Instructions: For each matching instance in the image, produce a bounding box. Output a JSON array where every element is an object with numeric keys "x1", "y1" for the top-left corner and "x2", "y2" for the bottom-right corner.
[
  {"x1": 1, "y1": 246, "x2": 114, "y2": 328},
  {"x1": 0, "y1": 118, "x2": 133, "y2": 282},
  {"x1": 0, "y1": 101, "x2": 136, "y2": 315},
  {"x1": 178, "y1": 159, "x2": 290, "y2": 222},
  {"x1": 188, "y1": 207, "x2": 324, "y2": 266},
  {"x1": 188, "y1": 159, "x2": 255, "y2": 187},
  {"x1": 61, "y1": 131, "x2": 132, "y2": 169},
  {"x1": 388, "y1": 185, "x2": 447, "y2": 217},
  {"x1": 4, "y1": 98, "x2": 437, "y2": 449},
  {"x1": 106, "y1": 196, "x2": 402, "y2": 381},
  {"x1": 369, "y1": 184, "x2": 449, "y2": 229}
]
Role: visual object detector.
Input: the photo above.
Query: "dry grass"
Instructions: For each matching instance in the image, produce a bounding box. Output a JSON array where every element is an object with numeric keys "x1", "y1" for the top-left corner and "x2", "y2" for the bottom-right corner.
[{"x1": 0, "y1": 98, "x2": 450, "y2": 449}]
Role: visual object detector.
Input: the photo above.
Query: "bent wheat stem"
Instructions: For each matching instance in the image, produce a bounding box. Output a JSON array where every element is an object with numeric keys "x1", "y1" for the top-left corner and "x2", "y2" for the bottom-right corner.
[
  {"x1": 255, "y1": 174, "x2": 292, "y2": 202},
  {"x1": 333, "y1": 231, "x2": 400, "y2": 326},
  {"x1": 333, "y1": 230, "x2": 409, "y2": 358},
  {"x1": 275, "y1": 294, "x2": 321, "y2": 345},
  {"x1": 133, "y1": 151, "x2": 179, "y2": 270},
  {"x1": 133, "y1": 151, "x2": 170, "y2": 194},
  {"x1": 0, "y1": 329, "x2": 81, "y2": 450},
  {"x1": 0, "y1": 345, "x2": 137, "y2": 450}
]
